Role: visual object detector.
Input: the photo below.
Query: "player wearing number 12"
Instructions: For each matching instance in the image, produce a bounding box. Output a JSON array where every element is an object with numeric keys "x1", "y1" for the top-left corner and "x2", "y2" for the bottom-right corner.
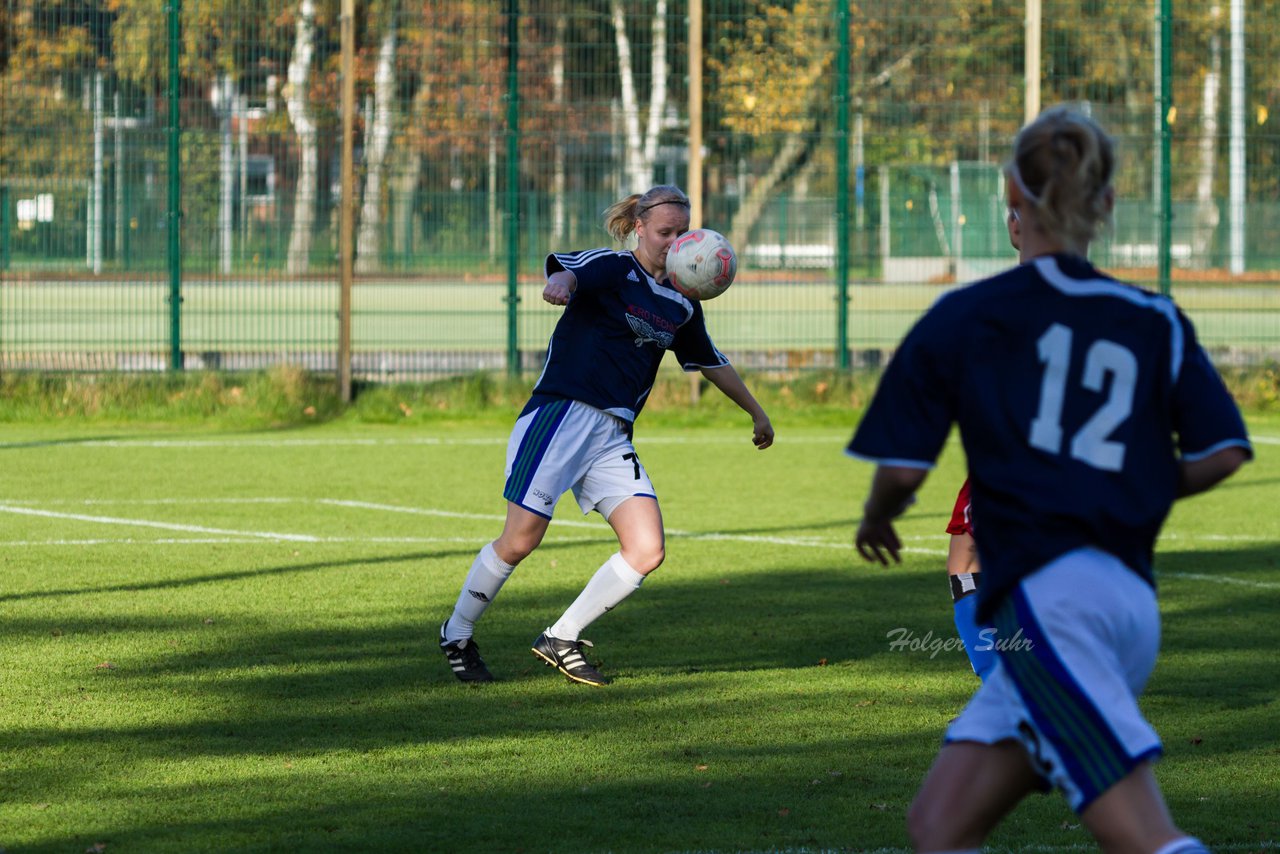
[{"x1": 848, "y1": 106, "x2": 1251, "y2": 852}]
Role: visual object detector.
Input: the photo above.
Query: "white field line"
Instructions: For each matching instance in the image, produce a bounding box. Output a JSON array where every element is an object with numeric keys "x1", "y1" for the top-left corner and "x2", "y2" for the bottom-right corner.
[
  {"x1": 70, "y1": 437, "x2": 505, "y2": 448},
  {"x1": 4, "y1": 496, "x2": 1275, "y2": 587},
  {"x1": 0, "y1": 496, "x2": 944, "y2": 554},
  {"x1": 0, "y1": 535, "x2": 611, "y2": 548},
  {"x1": 25, "y1": 433, "x2": 1278, "y2": 449},
  {"x1": 1157, "y1": 571, "x2": 1280, "y2": 589},
  {"x1": 51, "y1": 434, "x2": 854, "y2": 449},
  {"x1": 0, "y1": 503, "x2": 324, "y2": 542}
]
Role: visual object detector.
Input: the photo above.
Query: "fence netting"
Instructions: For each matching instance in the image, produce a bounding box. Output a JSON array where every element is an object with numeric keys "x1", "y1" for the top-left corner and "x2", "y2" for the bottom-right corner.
[{"x1": 2, "y1": 0, "x2": 1278, "y2": 378}]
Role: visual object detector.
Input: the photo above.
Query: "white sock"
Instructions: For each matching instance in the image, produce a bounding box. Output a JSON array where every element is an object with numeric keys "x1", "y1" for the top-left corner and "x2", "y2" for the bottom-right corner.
[
  {"x1": 548, "y1": 553, "x2": 645, "y2": 641},
  {"x1": 1153, "y1": 838, "x2": 1210, "y2": 854},
  {"x1": 444, "y1": 543, "x2": 515, "y2": 642}
]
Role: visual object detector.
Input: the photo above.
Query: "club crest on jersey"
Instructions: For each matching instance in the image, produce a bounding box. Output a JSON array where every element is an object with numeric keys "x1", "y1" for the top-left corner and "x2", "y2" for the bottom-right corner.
[{"x1": 626, "y1": 313, "x2": 674, "y2": 348}]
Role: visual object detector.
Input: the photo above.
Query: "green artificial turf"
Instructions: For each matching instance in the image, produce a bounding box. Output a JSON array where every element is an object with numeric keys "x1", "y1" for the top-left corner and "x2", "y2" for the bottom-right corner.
[{"x1": 0, "y1": 411, "x2": 1276, "y2": 852}]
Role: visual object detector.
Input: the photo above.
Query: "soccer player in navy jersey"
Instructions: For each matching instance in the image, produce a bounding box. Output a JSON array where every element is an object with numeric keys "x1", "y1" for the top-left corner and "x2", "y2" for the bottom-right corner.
[
  {"x1": 848, "y1": 107, "x2": 1251, "y2": 852},
  {"x1": 440, "y1": 184, "x2": 774, "y2": 687}
]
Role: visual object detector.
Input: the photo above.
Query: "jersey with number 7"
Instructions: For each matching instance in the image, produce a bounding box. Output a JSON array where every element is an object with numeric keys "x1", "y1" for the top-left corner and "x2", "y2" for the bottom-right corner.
[{"x1": 848, "y1": 253, "x2": 1251, "y2": 622}]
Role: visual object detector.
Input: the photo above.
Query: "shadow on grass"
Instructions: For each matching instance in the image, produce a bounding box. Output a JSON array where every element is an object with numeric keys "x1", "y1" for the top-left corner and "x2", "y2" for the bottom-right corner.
[
  {"x1": 0, "y1": 548, "x2": 493, "y2": 603},
  {"x1": 4, "y1": 542, "x2": 1277, "y2": 852}
]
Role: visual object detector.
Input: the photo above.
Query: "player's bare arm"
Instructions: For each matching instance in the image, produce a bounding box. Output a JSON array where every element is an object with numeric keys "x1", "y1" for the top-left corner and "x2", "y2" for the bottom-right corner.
[
  {"x1": 543, "y1": 270, "x2": 577, "y2": 305},
  {"x1": 856, "y1": 464, "x2": 927, "y2": 565},
  {"x1": 699, "y1": 364, "x2": 775, "y2": 449},
  {"x1": 1177, "y1": 445, "x2": 1250, "y2": 498},
  {"x1": 946, "y1": 531, "x2": 979, "y2": 575}
]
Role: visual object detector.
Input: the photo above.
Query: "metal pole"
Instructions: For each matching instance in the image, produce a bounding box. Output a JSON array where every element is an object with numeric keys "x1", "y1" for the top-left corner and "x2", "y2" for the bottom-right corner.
[
  {"x1": 92, "y1": 71, "x2": 104, "y2": 274},
  {"x1": 219, "y1": 75, "x2": 234, "y2": 275},
  {"x1": 505, "y1": 0, "x2": 521, "y2": 378},
  {"x1": 115, "y1": 91, "x2": 124, "y2": 263},
  {"x1": 1, "y1": 185, "x2": 10, "y2": 271},
  {"x1": 1157, "y1": 0, "x2": 1172, "y2": 296},
  {"x1": 337, "y1": 0, "x2": 355, "y2": 401},
  {"x1": 950, "y1": 161, "x2": 962, "y2": 278},
  {"x1": 239, "y1": 95, "x2": 248, "y2": 264},
  {"x1": 687, "y1": 0, "x2": 703, "y2": 228},
  {"x1": 1025, "y1": 0, "x2": 1041, "y2": 124},
  {"x1": 835, "y1": 0, "x2": 850, "y2": 369},
  {"x1": 1228, "y1": 0, "x2": 1245, "y2": 274},
  {"x1": 167, "y1": 0, "x2": 183, "y2": 370}
]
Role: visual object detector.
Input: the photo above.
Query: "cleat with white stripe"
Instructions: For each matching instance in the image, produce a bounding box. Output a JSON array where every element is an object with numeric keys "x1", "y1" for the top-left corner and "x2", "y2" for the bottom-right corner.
[
  {"x1": 531, "y1": 630, "x2": 610, "y2": 687},
  {"x1": 440, "y1": 621, "x2": 495, "y2": 683}
]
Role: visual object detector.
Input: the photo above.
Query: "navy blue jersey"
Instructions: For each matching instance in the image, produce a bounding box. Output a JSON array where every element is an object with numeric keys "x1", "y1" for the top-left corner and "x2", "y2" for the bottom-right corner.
[
  {"x1": 848, "y1": 254, "x2": 1252, "y2": 621},
  {"x1": 526, "y1": 248, "x2": 728, "y2": 422}
]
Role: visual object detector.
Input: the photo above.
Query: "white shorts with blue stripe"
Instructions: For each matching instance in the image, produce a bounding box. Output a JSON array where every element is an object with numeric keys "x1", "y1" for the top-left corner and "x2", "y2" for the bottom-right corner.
[
  {"x1": 944, "y1": 547, "x2": 1164, "y2": 813},
  {"x1": 502, "y1": 399, "x2": 656, "y2": 520}
]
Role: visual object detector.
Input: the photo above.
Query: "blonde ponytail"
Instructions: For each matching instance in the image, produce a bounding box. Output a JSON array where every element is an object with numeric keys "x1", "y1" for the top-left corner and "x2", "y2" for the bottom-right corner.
[{"x1": 1006, "y1": 106, "x2": 1116, "y2": 252}]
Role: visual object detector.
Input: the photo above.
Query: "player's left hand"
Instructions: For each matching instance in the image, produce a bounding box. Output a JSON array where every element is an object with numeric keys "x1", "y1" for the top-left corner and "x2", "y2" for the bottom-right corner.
[
  {"x1": 855, "y1": 515, "x2": 902, "y2": 565},
  {"x1": 752, "y1": 416, "x2": 774, "y2": 449}
]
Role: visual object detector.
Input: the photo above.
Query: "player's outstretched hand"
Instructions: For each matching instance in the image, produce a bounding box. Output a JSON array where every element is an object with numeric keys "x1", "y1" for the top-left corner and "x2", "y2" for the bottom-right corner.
[
  {"x1": 752, "y1": 415, "x2": 774, "y2": 449},
  {"x1": 855, "y1": 516, "x2": 902, "y2": 566}
]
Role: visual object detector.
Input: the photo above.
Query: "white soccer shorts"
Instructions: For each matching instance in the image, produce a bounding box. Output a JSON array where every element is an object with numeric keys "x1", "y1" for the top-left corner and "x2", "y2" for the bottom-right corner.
[
  {"x1": 502, "y1": 398, "x2": 656, "y2": 520},
  {"x1": 944, "y1": 547, "x2": 1164, "y2": 813}
]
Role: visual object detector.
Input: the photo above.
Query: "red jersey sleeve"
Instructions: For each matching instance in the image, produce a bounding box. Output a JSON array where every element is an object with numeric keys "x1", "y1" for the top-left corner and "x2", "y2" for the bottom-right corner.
[{"x1": 945, "y1": 478, "x2": 974, "y2": 537}]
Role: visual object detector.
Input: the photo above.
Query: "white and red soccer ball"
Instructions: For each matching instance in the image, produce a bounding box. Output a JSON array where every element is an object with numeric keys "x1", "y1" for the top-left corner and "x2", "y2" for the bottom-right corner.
[{"x1": 665, "y1": 229, "x2": 737, "y2": 301}]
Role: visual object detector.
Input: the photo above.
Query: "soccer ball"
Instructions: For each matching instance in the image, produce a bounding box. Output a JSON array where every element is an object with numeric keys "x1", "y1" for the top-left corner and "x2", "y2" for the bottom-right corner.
[{"x1": 665, "y1": 229, "x2": 737, "y2": 301}]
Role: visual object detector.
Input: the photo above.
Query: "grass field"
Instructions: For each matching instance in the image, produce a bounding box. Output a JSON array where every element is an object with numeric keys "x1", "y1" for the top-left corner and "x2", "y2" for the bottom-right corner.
[{"x1": 1, "y1": 410, "x2": 1278, "y2": 852}]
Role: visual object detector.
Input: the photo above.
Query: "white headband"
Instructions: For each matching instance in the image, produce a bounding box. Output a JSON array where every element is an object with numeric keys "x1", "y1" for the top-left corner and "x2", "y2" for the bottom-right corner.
[{"x1": 1006, "y1": 160, "x2": 1041, "y2": 205}]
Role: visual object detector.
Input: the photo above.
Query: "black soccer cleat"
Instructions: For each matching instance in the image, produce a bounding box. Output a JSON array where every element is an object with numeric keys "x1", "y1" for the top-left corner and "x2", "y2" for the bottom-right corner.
[
  {"x1": 440, "y1": 621, "x2": 494, "y2": 683},
  {"x1": 531, "y1": 630, "x2": 610, "y2": 687}
]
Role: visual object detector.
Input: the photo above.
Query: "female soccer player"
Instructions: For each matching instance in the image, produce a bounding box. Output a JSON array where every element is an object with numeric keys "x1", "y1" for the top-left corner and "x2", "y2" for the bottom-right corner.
[
  {"x1": 440, "y1": 184, "x2": 774, "y2": 687},
  {"x1": 848, "y1": 106, "x2": 1251, "y2": 852}
]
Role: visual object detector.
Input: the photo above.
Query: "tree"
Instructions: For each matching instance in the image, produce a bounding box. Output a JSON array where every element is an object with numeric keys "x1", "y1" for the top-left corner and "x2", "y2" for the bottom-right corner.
[
  {"x1": 284, "y1": 0, "x2": 318, "y2": 273},
  {"x1": 611, "y1": 0, "x2": 670, "y2": 195},
  {"x1": 356, "y1": 0, "x2": 398, "y2": 273}
]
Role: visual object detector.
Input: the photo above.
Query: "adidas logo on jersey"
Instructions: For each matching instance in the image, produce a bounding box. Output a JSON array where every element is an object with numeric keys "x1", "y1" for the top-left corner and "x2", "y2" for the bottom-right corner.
[{"x1": 627, "y1": 270, "x2": 639, "y2": 282}]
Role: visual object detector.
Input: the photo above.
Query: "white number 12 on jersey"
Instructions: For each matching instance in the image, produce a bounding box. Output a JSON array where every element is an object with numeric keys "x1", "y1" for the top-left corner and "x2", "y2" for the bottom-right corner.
[{"x1": 1029, "y1": 322, "x2": 1137, "y2": 471}]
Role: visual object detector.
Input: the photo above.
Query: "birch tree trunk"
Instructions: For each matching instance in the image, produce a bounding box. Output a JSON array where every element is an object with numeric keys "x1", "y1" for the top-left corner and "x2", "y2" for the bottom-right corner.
[
  {"x1": 1192, "y1": 9, "x2": 1222, "y2": 269},
  {"x1": 552, "y1": 16, "x2": 566, "y2": 243},
  {"x1": 610, "y1": 0, "x2": 667, "y2": 195},
  {"x1": 285, "y1": 0, "x2": 318, "y2": 275},
  {"x1": 393, "y1": 77, "x2": 428, "y2": 260},
  {"x1": 356, "y1": 18, "x2": 398, "y2": 273}
]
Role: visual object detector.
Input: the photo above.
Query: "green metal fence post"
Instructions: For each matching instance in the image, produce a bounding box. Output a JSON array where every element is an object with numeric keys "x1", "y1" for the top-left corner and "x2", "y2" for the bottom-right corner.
[
  {"x1": 1, "y1": 185, "x2": 10, "y2": 271},
  {"x1": 1157, "y1": 0, "x2": 1173, "y2": 297},
  {"x1": 167, "y1": 0, "x2": 183, "y2": 370},
  {"x1": 505, "y1": 0, "x2": 521, "y2": 378},
  {"x1": 835, "y1": 0, "x2": 851, "y2": 369}
]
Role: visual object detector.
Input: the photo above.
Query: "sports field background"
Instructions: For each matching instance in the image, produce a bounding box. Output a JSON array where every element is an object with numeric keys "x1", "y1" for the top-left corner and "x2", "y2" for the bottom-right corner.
[
  {"x1": 1, "y1": 412, "x2": 1277, "y2": 851},
  {"x1": 5, "y1": 277, "x2": 1280, "y2": 375},
  {"x1": 5, "y1": 1, "x2": 1280, "y2": 377}
]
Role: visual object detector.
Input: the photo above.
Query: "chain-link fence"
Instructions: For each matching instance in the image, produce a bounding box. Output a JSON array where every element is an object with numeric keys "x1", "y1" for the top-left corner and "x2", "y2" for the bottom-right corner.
[{"x1": 3, "y1": 0, "x2": 1279, "y2": 380}]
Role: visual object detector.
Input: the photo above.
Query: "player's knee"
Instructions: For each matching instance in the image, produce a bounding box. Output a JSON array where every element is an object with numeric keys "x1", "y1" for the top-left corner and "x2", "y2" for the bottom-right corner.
[
  {"x1": 494, "y1": 534, "x2": 539, "y2": 565},
  {"x1": 623, "y1": 543, "x2": 664, "y2": 574}
]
